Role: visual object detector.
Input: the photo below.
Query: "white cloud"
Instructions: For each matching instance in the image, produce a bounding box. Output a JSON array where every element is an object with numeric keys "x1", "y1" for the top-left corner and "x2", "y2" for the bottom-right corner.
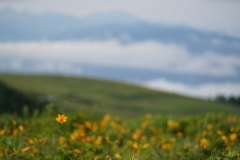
[
  {"x1": 1, "y1": 0, "x2": 240, "y2": 34},
  {"x1": 145, "y1": 78, "x2": 240, "y2": 99},
  {"x1": 0, "y1": 40, "x2": 239, "y2": 76}
]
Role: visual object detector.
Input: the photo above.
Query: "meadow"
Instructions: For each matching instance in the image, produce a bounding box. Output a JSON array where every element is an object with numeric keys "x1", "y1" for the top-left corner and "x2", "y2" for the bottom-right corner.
[
  {"x1": 0, "y1": 74, "x2": 240, "y2": 159},
  {"x1": 0, "y1": 74, "x2": 239, "y2": 118},
  {"x1": 0, "y1": 107, "x2": 240, "y2": 160}
]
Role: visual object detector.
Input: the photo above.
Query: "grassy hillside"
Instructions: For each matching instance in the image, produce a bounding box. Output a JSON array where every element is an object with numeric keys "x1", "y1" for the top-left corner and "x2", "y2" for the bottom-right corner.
[{"x1": 0, "y1": 74, "x2": 239, "y2": 118}]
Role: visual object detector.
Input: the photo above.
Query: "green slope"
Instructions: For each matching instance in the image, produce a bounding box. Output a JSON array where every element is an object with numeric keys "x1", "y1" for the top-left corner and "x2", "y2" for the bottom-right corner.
[{"x1": 0, "y1": 74, "x2": 239, "y2": 118}]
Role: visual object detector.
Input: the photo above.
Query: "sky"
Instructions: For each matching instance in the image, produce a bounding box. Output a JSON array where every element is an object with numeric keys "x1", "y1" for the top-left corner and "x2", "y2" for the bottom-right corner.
[
  {"x1": 0, "y1": 0, "x2": 240, "y2": 99},
  {"x1": 1, "y1": 0, "x2": 240, "y2": 34}
]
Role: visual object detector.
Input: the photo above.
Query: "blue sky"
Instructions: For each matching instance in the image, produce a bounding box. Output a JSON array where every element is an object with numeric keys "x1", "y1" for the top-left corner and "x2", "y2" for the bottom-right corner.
[
  {"x1": 1, "y1": 0, "x2": 240, "y2": 35},
  {"x1": 0, "y1": 0, "x2": 240, "y2": 99}
]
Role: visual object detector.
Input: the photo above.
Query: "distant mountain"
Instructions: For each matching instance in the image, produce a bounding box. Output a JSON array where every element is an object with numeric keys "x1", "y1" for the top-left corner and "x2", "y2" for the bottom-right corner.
[{"x1": 0, "y1": 8, "x2": 240, "y2": 55}]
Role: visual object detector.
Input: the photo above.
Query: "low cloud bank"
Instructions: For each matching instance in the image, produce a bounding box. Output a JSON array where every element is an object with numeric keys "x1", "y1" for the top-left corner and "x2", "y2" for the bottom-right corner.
[
  {"x1": 0, "y1": 40, "x2": 240, "y2": 77},
  {"x1": 145, "y1": 78, "x2": 240, "y2": 99}
]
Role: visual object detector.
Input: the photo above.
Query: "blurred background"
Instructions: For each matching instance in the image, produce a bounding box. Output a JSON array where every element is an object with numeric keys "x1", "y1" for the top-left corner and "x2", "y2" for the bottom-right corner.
[
  {"x1": 1, "y1": 2, "x2": 240, "y2": 158},
  {"x1": 0, "y1": 0, "x2": 240, "y2": 100}
]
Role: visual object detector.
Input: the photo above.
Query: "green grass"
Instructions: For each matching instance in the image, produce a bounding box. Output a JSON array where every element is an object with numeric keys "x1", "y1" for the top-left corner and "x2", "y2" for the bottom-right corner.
[
  {"x1": 0, "y1": 74, "x2": 239, "y2": 119},
  {"x1": 0, "y1": 110, "x2": 240, "y2": 160}
]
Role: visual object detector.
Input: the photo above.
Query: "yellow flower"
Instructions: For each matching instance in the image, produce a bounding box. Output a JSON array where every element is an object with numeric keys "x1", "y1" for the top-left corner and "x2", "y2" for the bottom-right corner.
[
  {"x1": 21, "y1": 146, "x2": 30, "y2": 153},
  {"x1": 230, "y1": 133, "x2": 237, "y2": 141},
  {"x1": 56, "y1": 114, "x2": 67, "y2": 124},
  {"x1": 0, "y1": 130, "x2": 4, "y2": 136},
  {"x1": 132, "y1": 142, "x2": 139, "y2": 149},
  {"x1": 19, "y1": 125, "x2": 24, "y2": 131},
  {"x1": 131, "y1": 133, "x2": 139, "y2": 140},
  {"x1": 145, "y1": 113, "x2": 152, "y2": 119},
  {"x1": 221, "y1": 135, "x2": 228, "y2": 142},
  {"x1": 103, "y1": 115, "x2": 111, "y2": 122},
  {"x1": 217, "y1": 130, "x2": 224, "y2": 136},
  {"x1": 28, "y1": 139, "x2": 34, "y2": 144},
  {"x1": 167, "y1": 120, "x2": 178, "y2": 130},
  {"x1": 200, "y1": 138, "x2": 208, "y2": 148},
  {"x1": 115, "y1": 153, "x2": 122, "y2": 159},
  {"x1": 85, "y1": 121, "x2": 92, "y2": 129},
  {"x1": 9, "y1": 152, "x2": 16, "y2": 157},
  {"x1": 177, "y1": 131, "x2": 183, "y2": 137},
  {"x1": 142, "y1": 143, "x2": 150, "y2": 149},
  {"x1": 12, "y1": 129, "x2": 18, "y2": 136},
  {"x1": 161, "y1": 143, "x2": 173, "y2": 150}
]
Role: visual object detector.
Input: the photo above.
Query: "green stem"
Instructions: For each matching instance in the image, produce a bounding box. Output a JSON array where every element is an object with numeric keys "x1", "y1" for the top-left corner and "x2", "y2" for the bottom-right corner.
[{"x1": 59, "y1": 123, "x2": 75, "y2": 159}]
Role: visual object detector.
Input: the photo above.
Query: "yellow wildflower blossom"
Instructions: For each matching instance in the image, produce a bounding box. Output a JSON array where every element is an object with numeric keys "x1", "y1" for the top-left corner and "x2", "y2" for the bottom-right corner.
[
  {"x1": 200, "y1": 138, "x2": 208, "y2": 148},
  {"x1": 167, "y1": 120, "x2": 178, "y2": 130},
  {"x1": 19, "y1": 125, "x2": 24, "y2": 131},
  {"x1": 142, "y1": 143, "x2": 150, "y2": 149},
  {"x1": 0, "y1": 130, "x2": 4, "y2": 136},
  {"x1": 217, "y1": 130, "x2": 224, "y2": 136},
  {"x1": 103, "y1": 115, "x2": 111, "y2": 122},
  {"x1": 28, "y1": 139, "x2": 34, "y2": 144},
  {"x1": 221, "y1": 135, "x2": 228, "y2": 143},
  {"x1": 132, "y1": 142, "x2": 139, "y2": 149},
  {"x1": 177, "y1": 131, "x2": 183, "y2": 137},
  {"x1": 39, "y1": 138, "x2": 47, "y2": 145},
  {"x1": 161, "y1": 143, "x2": 173, "y2": 150},
  {"x1": 56, "y1": 114, "x2": 67, "y2": 124},
  {"x1": 132, "y1": 133, "x2": 139, "y2": 140},
  {"x1": 9, "y1": 152, "x2": 16, "y2": 157},
  {"x1": 85, "y1": 121, "x2": 92, "y2": 129},
  {"x1": 12, "y1": 129, "x2": 18, "y2": 136},
  {"x1": 21, "y1": 147, "x2": 30, "y2": 153},
  {"x1": 230, "y1": 133, "x2": 237, "y2": 141},
  {"x1": 115, "y1": 153, "x2": 122, "y2": 159},
  {"x1": 145, "y1": 113, "x2": 152, "y2": 119}
]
